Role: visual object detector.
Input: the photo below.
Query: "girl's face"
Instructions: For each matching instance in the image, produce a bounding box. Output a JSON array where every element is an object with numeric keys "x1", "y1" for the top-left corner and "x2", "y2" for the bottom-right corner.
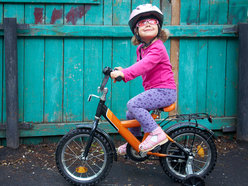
[{"x1": 136, "y1": 19, "x2": 159, "y2": 43}]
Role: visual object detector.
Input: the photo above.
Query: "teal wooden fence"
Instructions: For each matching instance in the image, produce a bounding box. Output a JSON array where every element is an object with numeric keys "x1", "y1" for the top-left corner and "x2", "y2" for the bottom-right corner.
[{"x1": 0, "y1": 0, "x2": 247, "y2": 144}]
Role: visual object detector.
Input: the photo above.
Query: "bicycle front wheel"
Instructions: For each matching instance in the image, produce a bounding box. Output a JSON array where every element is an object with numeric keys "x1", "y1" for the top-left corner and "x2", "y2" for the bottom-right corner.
[
  {"x1": 55, "y1": 128, "x2": 113, "y2": 186},
  {"x1": 160, "y1": 127, "x2": 217, "y2": 183}
]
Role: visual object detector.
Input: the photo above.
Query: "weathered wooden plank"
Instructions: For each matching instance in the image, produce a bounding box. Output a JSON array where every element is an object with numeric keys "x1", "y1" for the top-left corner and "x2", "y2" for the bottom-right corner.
[
  {"x1": 196, "y1": 0, "x2": 209, "y2": 113},
  {"x1": 224, "y1": 0, "x2": 241, "y2": 117},
  {"x1": 4, "y1": 4, "x2": 25, "y2": 123},
  {"x1": 206, "y1": 0, "x2": 228, "y2": 117},
  {"x1": 161, "y1": 0, "x2": 171, "y2": 25},
  {"x1": 209, "y1": 0, "x2": 228, "y2": 25},
  {"x1": 44, "y1": 5, "x2": 63, "y2": 122},
  {"x1": 179, "y1": 0, "x2": 200, "y2": 115},
  {"x1": 225, "y1": 38, "x2": 238, "y2": 117},
  {"x1": 228, "y1": 0, "x2": 248, "y2": 24},
  {"x1": 0, "y1": 37, "x2": 2, "y2": 123},
  {"x1": 85, "y1": 0, "x2": 103, "y2": 25},
  {"x1": 24, "y1": 4, "x2": 45, "y2": 123},
  {"x1": 44, "y1": 38, "x2": 63, "y2": 122},
  {"x1": 206, "y1": 38, "x2": 226, "y2": 117},
  {"x1": 45, "y1": 4, "x2": 63, "y2": 24},
  {"x1": 25, "y1": 4, "x2": 45, "y2": 24},
  {"x1": 178, "y1": 38, "x2": 198, "y2": 114},
  {"x1": 0, "y1": 0, "x2": 100, "y2": 4},
  {"x1": 103, "y1": 0, "x2": 112, "y2": 25},
  {"x1": 0, "y1": 25, "x2": 238, "y2": 37},
  {"x1": 112, "y1": 1, "x2": 131, "y2": 120},
  {"x1": 112, "y1": 38, "x2": 131, "y2": 120},
  {"x1": 63, "y1": 38, "x2": 84, "y2": 122},
  {"x1": 196, "y1": 38, "x2": 208, "y2": 113},
  {"x1": 83, "y1": 38, "x2": 103, "y2": 121},
  {"x1": 181, "y1": 0, "x2": 200, "y2": 25},
  {"x1": 0, "y1": 117, "x2": 237, "y2": 138},
  {"x1": 64, "y1": 4, "x2": 87, "y2": 25},
  {"x1": 113, "y1": 0, "x2": 130, "y2": 25}
]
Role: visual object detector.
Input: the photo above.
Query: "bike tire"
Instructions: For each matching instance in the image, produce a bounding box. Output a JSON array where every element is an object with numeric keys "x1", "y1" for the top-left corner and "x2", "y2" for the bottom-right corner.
[
  {"x1": 159, "y1": 127, "x2": 217, "y2": 183},
  {"x1": 55, "y1": 128, "x2": 113, "y2": 186}
]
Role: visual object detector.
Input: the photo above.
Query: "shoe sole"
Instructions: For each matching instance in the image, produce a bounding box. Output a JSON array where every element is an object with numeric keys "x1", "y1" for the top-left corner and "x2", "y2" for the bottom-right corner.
[{"x1": 139, "y1": 138, "x2": 168, "y2": 153}]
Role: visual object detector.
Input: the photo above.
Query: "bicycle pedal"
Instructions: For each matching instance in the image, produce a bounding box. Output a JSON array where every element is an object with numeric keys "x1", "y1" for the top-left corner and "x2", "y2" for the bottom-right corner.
[
  {"x1": 151, "y1": 146, "x2": 161, "y2": 153},
  {"x1": 139, "y1": 151, "x2": 147, "y2": 158}
]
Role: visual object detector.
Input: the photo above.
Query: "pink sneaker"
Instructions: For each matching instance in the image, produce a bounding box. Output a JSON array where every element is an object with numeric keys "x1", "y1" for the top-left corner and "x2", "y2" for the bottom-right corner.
[
  {"x1": 117, "y1": 142, "x2": 128, "y2": 155},
  {"x1": 139, "y1": 127, "x2": 168, "y2": 152}
]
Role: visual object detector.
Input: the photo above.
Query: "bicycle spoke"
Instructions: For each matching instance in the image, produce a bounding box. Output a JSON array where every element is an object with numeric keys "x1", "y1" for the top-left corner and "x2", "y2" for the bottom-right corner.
[
  {"x1": 64, "y1": 152, "x2": 76, "y2": 157},
  {"x1": 64, "y1": 156, "x2": 78, "y2": 162},
  {"x1": 73, "y1": 139, "x2": 83, "y2": 150},
  {"x1": 172, "y1": 161, "x2": 179, "y2": 170},
  {"x1": 194, "y1": 158, "x2": 207, "y2": 164},
  {"x1": 89, "y1": 159, "x2": 102, "y2": 170},
  {"x1": 66, "y1": 157, "x2": 80, "y2": 169},
  {"x1": 67, "y1": 145, "x2": 78, "y2": 157},
  {"x1": 192, "y1": 162, "x2": 202, "y2": 170},
  {"x1": 85, "y1": 161, "x2": 96, "y2": 175}
]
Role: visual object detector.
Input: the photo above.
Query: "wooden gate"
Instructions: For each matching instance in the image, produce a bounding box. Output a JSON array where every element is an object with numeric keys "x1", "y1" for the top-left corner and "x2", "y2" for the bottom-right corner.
[{"x1": 0, "y1": 0, "x2": 247, "y2": 145}]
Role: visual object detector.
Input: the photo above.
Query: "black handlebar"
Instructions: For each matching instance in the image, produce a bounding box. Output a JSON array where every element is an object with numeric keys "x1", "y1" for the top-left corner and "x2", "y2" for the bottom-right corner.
[
  {"x1": 100, "y1": 67, "x2": 122, "y2": 91},
  {"x1": 102, "y1": 66, "x2": 122, "y2": 82}
]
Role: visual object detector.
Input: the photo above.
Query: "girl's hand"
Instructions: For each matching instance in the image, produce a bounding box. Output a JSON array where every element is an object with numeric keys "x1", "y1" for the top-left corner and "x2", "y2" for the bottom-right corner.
[
  {"x1": 110, "y1": 70, "x2": 124, "y2": 83},
  {"x1": 114, "y1": 67, "x2": 123, "y2": 71}
]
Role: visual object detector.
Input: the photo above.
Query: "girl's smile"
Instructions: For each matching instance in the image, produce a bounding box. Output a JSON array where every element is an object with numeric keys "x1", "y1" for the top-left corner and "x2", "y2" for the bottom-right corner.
[{"x1": 137, "y1": 21, "x2": 158, "y2": 44}]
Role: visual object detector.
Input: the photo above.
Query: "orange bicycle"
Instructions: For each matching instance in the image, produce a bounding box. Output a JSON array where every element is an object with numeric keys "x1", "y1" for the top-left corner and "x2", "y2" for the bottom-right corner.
[{"x1": 55, "y1": 67, "x2": 217, "y2": 186}]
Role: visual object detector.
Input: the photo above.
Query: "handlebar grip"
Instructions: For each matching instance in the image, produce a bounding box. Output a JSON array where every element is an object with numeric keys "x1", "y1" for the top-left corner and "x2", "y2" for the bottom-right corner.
[{"x1": 116, "y1": 76, "x2": 122, "y2": 82}]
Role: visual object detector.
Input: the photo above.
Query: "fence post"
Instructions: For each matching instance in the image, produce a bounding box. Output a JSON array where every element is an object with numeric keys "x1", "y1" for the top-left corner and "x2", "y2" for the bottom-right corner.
[
  {"x1": 237, "y1": 23, "x2": 248, "y2": 141},
  {"x1": 4, "y1": 18, "x2": 19, "y2": 149}
]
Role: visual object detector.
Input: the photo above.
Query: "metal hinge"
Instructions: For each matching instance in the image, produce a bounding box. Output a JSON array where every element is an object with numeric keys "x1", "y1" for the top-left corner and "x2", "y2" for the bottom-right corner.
[{"x1": 223, "y1": 25, "x2": 238, "y2": 34}]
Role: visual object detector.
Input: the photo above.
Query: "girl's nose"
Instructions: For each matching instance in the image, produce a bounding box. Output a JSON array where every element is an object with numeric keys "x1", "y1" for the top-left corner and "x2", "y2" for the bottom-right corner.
[{"x1": 145, "y1": 21, "x2": 151, "y2": 26}]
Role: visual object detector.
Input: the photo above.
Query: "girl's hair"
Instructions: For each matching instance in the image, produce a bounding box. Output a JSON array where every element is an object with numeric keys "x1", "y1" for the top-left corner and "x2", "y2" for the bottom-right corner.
[{"x1": 131, "y1": 29, "x2": 170, "y2": 45}]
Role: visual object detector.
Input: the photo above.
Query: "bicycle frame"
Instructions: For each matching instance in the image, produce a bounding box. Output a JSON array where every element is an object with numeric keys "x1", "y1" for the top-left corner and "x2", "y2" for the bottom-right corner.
[{"x1": 82, "y1": 95, "x2": 187, "y2": 160}]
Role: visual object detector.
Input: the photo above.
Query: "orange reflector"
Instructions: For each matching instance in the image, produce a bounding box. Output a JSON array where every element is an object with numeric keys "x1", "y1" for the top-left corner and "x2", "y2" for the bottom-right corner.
[
  {"x1": 197, "y1": 145, "x2": 205, "y2": 157},
  {"x1": 76, "y1": 167, "x2": 88, "y2": 173}
]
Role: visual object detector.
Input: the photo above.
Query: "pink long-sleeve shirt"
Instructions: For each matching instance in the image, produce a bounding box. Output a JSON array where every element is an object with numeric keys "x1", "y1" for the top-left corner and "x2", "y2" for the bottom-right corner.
[{"x1": 122, "y1": 39, "x2": 176, "y2": 91}]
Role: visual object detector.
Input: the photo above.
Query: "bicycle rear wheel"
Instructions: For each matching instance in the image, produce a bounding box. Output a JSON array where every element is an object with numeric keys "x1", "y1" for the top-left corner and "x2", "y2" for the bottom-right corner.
[
  {"x1": 56, "y1": 128, "x2": 113, "y2": 186},
  {"x1": 160, "y1": 127, "x2": 217, "y2": 183}
]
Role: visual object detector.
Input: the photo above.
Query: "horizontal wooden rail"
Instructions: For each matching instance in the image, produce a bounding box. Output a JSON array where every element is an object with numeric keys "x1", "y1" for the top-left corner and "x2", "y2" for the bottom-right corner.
[
  {"x1": 0, "y1": 117, "x2": 237, "y2": 138},
  {"x1": 0, "y1": 0, "x2": 100, "y2": 4},
  {"x1": 0, "y1": 25, "x2": 238, "y2": 37}
]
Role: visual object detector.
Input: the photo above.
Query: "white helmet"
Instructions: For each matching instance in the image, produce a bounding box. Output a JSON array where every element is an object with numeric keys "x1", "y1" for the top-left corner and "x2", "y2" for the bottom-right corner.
[{"x1": 128, "y1": 4, "x2": 164, "y2": 34}]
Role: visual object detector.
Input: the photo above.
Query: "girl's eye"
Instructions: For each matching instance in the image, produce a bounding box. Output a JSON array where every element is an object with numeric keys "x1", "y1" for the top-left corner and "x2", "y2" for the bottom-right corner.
[{"x1": 137, "y1": 19, "x2": 158, "y2": 27}]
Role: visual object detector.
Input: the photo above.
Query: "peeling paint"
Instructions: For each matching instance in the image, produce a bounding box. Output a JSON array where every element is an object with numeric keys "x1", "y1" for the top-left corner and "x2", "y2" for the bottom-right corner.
[
  {"x1": 50, "y1": 8, "x2": 63, "y2": 24},
  {"x1": 65, "y1": 6, "x2": 91, "y2": 25},
  {"x1": 34, "y1": 7, "x2": 43, "y2": 24}
]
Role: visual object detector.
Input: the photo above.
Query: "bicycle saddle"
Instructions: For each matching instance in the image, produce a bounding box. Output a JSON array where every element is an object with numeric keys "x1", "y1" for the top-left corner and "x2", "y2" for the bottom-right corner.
[{"x1": 161, "y1": 103, "x2": 175, "y2": 112}]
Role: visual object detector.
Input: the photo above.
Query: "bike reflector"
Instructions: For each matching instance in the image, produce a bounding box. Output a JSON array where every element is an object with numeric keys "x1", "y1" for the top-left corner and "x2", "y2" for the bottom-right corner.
[
  {"x1": 76, "y1": 167, "x2": 88, "y2": 173},
  {"x1": 197, "y1": 145, "x2": 205, "y2": 158}
]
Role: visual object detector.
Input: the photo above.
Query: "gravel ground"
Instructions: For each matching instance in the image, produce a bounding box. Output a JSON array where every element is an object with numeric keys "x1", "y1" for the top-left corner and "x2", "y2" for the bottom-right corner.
[{"x1": 0, "y1": 135, "x2": 247, "y2": 186}]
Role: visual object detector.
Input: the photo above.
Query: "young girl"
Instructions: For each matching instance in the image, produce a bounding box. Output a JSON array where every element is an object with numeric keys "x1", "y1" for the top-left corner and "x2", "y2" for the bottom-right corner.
[{"x1": 110, "y1": 4, "x2": 177, "y2": 154}]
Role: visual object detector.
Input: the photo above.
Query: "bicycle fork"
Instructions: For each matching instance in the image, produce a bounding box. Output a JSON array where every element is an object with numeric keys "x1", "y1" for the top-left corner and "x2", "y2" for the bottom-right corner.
[
  {"x1": 81, "y1": 99, "x2": 105, "y2": 160},
  {"x1": 81, "y1": 118, "x2": 100, "y2": 161}
]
